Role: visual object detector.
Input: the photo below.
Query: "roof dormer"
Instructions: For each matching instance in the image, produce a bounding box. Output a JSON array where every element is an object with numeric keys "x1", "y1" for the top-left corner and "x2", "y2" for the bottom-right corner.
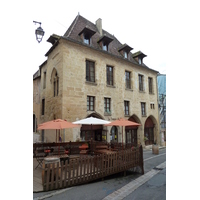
[
  {"x1": 132, "y1": 51, "x2": 147, "y2": 65},
  {"x1": 118, "y1": 44, "x2": 133, "y2": 59},
  {"x1": 97, "y1": 35, "x2": 113, "y2": 51},
  {"x1": 78, "y1": 26, "x2": 96, "y2": 45},
  {"x1": 47, "y1": 34, "x2": 60, "y2": 45}
]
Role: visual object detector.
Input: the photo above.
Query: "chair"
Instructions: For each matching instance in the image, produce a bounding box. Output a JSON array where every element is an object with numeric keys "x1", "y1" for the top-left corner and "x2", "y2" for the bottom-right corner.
[{"x1": 34, "y1": 148, "x2": 46, "y2": 169}]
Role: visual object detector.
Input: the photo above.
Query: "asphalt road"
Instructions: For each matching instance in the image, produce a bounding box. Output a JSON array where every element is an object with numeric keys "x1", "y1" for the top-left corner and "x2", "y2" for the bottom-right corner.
[
  {"x1": 33, "y1": 148, "x2": 166, "y2": 200},
  {"x1": 124, "y1": 168, "x2": 166, "y2": 200}
]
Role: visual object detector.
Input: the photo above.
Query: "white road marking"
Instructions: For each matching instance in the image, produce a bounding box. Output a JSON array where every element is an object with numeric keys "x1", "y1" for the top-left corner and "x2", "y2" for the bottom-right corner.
[{"x1": 144, "y1": 153, "x2": 166, "y2": 161}]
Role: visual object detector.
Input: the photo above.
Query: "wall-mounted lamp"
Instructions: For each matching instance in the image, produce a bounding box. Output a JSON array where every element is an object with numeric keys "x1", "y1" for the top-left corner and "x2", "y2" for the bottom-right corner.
[{"x1": 33, "y1": 21, "x2": 45, "y2": 43}]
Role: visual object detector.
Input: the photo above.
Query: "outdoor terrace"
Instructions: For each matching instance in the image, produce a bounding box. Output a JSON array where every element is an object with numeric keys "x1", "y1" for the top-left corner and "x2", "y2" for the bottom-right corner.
[{"x1": 33, "y1": 141, "x2": 144, "y2": 192}]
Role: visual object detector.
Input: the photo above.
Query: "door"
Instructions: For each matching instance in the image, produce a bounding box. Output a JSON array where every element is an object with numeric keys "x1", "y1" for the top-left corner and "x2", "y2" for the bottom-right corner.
[{"x1": 125, "y1": 129, "x2": 137, "y2": 146}]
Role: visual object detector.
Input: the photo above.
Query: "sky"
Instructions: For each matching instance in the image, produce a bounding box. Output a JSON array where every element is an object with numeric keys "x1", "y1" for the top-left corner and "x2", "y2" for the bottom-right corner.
[
  {"x1": 5, "y1": 0, "x2": 198, "y2": 77},
  {"x1": 1, "y1": 0, "x2": 200, "y2": 198},
  {"x1": 28, "y1": 0, "x2": 173, "y2": 75}
]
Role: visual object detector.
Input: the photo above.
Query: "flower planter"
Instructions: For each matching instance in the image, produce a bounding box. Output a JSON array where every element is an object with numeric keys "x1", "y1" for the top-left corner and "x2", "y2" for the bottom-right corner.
[
  {"x1": 79, "y1": 146, "x2": 88, "y2": 150},
  {"x1": 152, "y1": 144, "x2": 159, "y2": 155}
]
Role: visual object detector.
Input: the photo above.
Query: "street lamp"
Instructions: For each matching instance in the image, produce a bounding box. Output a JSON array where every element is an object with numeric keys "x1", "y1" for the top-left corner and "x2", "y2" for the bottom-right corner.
[{"x1": 33, "y1": 21, "x2": 45, "y2": 43}]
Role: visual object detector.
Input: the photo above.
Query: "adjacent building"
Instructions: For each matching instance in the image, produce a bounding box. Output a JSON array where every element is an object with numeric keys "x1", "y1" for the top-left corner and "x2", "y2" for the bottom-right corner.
[
  {"x1": 157, "y1": 74, "x2": 166, "y2": 146},
  {"x1": 33, "y1": 14, "x2": 160, "y2": 147}
]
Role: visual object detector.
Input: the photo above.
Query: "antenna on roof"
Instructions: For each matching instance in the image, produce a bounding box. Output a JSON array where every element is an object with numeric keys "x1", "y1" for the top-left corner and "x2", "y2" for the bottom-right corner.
[{"x1": 78, "y1": 12, "x2": 80, "y2": 15}]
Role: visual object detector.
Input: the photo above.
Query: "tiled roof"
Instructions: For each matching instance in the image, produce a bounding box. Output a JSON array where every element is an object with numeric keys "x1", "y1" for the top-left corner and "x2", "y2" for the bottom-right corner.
[{"x1": 63, "y1": 14, "x2": 149, "y2": 68}]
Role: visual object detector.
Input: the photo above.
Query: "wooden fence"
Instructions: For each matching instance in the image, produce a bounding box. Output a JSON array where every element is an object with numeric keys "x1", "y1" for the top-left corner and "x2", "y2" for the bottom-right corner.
[
  {"x1": 33, "y1": 141, "x2": 134, "y2": 157},
  {"x1": 42, "y1": 145, "x2": 144, "y2": 191}
]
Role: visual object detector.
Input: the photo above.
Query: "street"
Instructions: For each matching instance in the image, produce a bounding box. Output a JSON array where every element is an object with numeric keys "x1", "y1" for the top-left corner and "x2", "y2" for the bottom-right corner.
[{"x1": 33, "y1": 148, "x2": 166, "y2": 200}]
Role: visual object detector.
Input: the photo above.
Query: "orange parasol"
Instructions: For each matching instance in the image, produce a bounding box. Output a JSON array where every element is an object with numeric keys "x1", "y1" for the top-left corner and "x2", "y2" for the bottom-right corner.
[
  {"x1": 38, "y1": 119, "x2": 80, "y2": 130},
  {"x1": 105, "y1": 118, "x2": 141, "y2": 148},
  {"x1": 37, "y1": 119, "x2": 80, "y2": 154}
]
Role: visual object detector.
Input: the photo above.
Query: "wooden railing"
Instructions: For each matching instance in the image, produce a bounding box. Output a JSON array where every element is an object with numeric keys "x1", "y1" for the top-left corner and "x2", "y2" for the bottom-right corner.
[
  {"x1": 42, "y1": 145, "x2": 144, "y2": 191},
  {"x1": 33, "y1": 141, "x2": 137, "y2": 157}
]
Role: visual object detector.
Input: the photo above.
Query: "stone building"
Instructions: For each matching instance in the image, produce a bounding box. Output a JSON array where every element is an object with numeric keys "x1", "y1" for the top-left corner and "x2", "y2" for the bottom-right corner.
[
  {"x1": 157, "y1": 74, "x2": 166, "y2": 146},
  {"x1": 33, "y1": 14, "x2": 160, "y2": 147}
]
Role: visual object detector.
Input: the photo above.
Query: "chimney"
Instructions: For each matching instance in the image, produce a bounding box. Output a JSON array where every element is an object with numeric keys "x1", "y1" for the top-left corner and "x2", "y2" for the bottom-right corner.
[{"x1": 96, "y1": 18, "x2": 102, "y2": 36}]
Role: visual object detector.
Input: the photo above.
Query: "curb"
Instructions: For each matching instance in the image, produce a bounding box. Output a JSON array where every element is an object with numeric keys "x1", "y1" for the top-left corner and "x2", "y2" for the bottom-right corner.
[{"x1": 33, "y1": 187, "x2": 73, "y2": 200}]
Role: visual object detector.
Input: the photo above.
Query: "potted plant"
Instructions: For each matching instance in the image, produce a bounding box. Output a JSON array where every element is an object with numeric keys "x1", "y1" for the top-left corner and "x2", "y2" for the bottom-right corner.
[{"x1": 144, "y1": 136, "x2": 148, "y2": 145}]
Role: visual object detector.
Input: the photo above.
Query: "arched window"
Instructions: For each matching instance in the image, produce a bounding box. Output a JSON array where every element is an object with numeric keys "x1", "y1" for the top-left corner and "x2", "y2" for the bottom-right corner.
[{"x1": 111, "y1": 126, "x2": 118, "y2": 142}]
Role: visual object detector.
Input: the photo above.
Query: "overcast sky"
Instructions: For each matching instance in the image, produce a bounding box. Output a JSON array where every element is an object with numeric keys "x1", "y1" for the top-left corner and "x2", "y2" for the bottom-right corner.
[
  {"x1": 29, "y1": 0, "x2": 175, "y2": 75},
  {"x1": 2, "y1": 0, "x2": 199, "y2": 77},
  {"x1": 4, "y1": 0, "x2": 196, "y2": 77}
]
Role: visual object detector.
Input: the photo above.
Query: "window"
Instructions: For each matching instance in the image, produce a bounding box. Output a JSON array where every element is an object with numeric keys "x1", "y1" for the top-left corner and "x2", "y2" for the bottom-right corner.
[
  {"x1": 150, "y1": 103, "x2": 155, "y2": 109},
  {"x1": 97, "y1": 35, "x2": 113, "y2": 52},
  {"x1": 125, "y1": 71, "x2": 131, "y2": 89},
  {"x1": 84, "y1": 33, "x2": 90, "y2": 45},
  {"x1": 106, "y1": 65, "x2": 113, "y2": 85},
  {"x1": 124, "y1": 101, "x2": 129, "y2": 115},
  {"x1": 43, "y1": 71, "x2": 46, "y2": 89},
  {"x1": 111, "y1": 126, "x2": 118, "y2": 142},
  {"x1": 125, "y1": 129, "x2": 137, "y2": 145},
  {"x1": 139, "y1": 74, "x2": 144, "y2": 91},
  {"x1": 81, "y1": 131, "x2": 93, "y2": 141},
  {"x1": 138, "y1": 58, "x2": 142, "y2": 64},
  {"x1": 141, "y1": 102, "x2": 146, "y2": 116},
  {"x1": 102, "y1": 41, "x2": 108, "y2": 51},
  {"x1": 87, "y1": 96, "x2": 95, "y2": 111},
  {"x1": 104, "y1": 98, "x2": 111, "y2": 113},
  {"x1": 86, "y1": 60, "x2": 95, "y2": 82},
  {"x1": 42, "y1": 99, "x2": 45, "y2": 115},
  {"x1": 124, "y1": 51, "x2": 128, "y2": 59},
  {"x1": 53, "y1": 72, "x2": 59, "y2": 97},
  {"x1": 148, "y1": 77, "x2": 153, "y2": 94}
]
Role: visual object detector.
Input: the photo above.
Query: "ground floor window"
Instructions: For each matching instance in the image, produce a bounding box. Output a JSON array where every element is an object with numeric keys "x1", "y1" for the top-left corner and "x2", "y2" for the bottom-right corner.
[
  {"x1": 81, "y1": 131, "x2": 93, "y2": 141},
  {"x1": 81, "y1": 129, "x2": 103, "y2": 141},
  {"x1": 125, "y1": 129, "x2": 137, "y2": 146},
  {"x1": 144, "y1": 128, "x2": 154, "y2": 145},
  {"x1": 110, "y1": 126, "x2": 118, "y2": 142}
]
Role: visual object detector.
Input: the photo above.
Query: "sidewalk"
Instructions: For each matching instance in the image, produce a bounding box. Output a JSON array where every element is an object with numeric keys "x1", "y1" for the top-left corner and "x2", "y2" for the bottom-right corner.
[{"x1": 144, "y1": 145, "x2": 166, "y2": 151}]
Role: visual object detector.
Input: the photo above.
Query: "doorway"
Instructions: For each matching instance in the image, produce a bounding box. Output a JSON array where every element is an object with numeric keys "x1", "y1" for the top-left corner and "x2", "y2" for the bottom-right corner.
[{"x1": 144, "y1": 117, "x2": 154, "y2": 145}]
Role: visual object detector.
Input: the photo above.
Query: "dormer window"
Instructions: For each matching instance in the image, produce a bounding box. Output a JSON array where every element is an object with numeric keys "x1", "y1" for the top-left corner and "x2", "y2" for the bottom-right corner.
[
  {"x1": 102, "y1": 41, "x2": 108, "y2": 51},
  {"x1": 124, "y1": 51, "x2": 128, "y2": 59},
  {"x1": 118, "y1": 44, "x2": 133, "y2": 59},
  {"x1": 132, "y1": 51, "x2": 147, "y2": 65},
  {"x1": 79, "y1": 26, "x2": 96, "y2": 46},
  {"x1": 84, "y1": 33, "x2": 90, "y2": 45},
  {"x1": 97, "y1": 35, "x2": 113, "y2": 52},
  {"x1": 138, "y1": 58, "x2": 142, "y2": 64}
]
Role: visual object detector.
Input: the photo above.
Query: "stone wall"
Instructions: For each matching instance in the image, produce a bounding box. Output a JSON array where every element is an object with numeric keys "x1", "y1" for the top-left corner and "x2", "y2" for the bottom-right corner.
[{"x1": 34, "y1": 38, "x2": 160, "y2": 145}]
